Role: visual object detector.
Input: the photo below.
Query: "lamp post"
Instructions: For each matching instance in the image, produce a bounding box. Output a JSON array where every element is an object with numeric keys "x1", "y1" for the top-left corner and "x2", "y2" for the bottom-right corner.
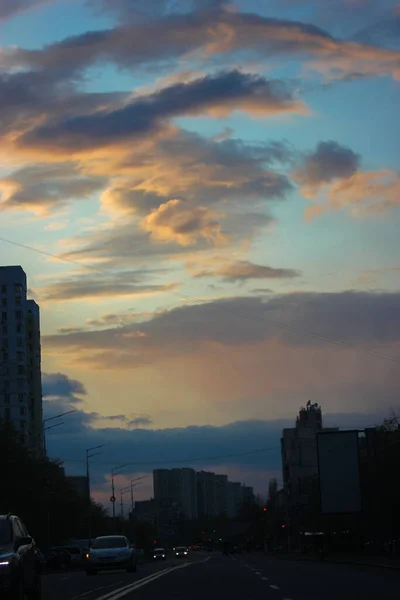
[
  {"x1": 120, "y1": 476, "x2": 146, "y2": 514},
  {"x1": 119, "y1": 480, "x2": 144, "y2": 533},
  {"x1": 111, "y1": 463, "x2": 133, "y2": 533},
  {"x1": 86, "y1": 443, "x2": 111, "y2": 546},
  {"x1": 42, "y1": 409, "x2": 76, "y2": 456}
]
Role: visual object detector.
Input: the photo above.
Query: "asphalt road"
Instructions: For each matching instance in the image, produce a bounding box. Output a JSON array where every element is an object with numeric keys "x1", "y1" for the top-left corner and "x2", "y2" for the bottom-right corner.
[{"x1": 43, "y1": 552, "x2": 400, "y2": 600}]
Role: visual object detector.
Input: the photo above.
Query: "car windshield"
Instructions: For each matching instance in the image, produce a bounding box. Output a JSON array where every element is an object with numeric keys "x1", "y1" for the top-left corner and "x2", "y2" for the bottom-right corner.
[
  {"x1": 176, "y1": 547, "x2": 187, "y2": 551},
  {"x1": 92, "y1": 537, "x2": 127, "y2": 549},
  {"x1": 154, "y1": 549, "x2": 164, "y2": 554},
  {"x1": 0, "y1": 520, "x2": 12, "y2": 545}
]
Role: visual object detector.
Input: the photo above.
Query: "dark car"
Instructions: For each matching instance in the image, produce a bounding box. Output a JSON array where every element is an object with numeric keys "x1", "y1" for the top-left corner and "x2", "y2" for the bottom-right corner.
[
  {"x1": 153, "y1": 548, "x2": 166, "y2": 561},
  {"x1": 0, "y1": 513, "x2": 41, "y2": 599},
  {"x1": 175, "y1": 546, "x2": 188, "y2": 558}
]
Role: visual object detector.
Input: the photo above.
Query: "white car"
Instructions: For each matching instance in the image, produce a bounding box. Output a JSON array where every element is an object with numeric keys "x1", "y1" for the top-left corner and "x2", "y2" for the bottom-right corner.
[{"x1": 86, "y1": 535, "x2": 136, "y2": 575}]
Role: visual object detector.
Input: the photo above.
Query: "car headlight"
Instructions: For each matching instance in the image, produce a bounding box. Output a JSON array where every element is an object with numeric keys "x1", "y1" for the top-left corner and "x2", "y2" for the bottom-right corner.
[
  {"x1": 0, "y1": 559, "x2": 10, "y2": 567},
  {"x1": 162, "y1": 554, "x2": 165, "y2": 558},
  {"x1": 176, "y1": 553, "x2": 179, "y2": 556},
  {"x1": 184, "y1": 551, "x2": 187, "y2": 555}
]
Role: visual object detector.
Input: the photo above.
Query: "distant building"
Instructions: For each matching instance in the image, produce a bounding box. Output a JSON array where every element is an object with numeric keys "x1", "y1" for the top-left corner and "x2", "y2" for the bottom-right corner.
[
  {"x1": 197, "y1": 471, "x2": 218, "y2": 517},
  {"x1": 215, "y1": 474, "x2": 228, "y2": 516},
  {"x1": 0, "y1": 266, "x2": 43, "y2": 454},
  {"x1": 242, "y1": 485, "x2": 255, "y2": 506},
  {"x1": 227, "y1": 482, "x2": 243, "y2": 518},
  {"x1": 281, "y1": 402, "x2": 338, "y2": 508},
  {"x1": 153, "y1": 468, "x2": 198, "y2": 519},
  {"x1": 67, "y1": 475, "x2": 89, "y2": 499}
]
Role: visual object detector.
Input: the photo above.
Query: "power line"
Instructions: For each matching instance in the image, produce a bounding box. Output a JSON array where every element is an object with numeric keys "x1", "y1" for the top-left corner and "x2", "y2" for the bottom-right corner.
[{"x1": 0, "y1": 235, "x2": 398, "y2": 365}]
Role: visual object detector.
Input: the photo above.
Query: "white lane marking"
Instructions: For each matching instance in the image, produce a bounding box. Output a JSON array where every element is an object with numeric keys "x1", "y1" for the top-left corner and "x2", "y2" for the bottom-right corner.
[
  {"x1": 71, "y1": 582, "x2": 123, "y2": 599},
  {"x1": 261, "y1": 577, "x2": 268, "y2": 581},
  {"x1": 95, "y1": 558, "x2": 211, "y2": 600},
  {"x1": 255, "y1": 571, "x2": 261, "y2": 575},
  {"x1": 270, "y1": 584, "x2": 280, "y2": 590}
]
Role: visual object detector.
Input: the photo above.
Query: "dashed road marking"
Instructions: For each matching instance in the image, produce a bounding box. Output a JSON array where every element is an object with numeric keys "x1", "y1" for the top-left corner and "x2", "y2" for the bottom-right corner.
[
  {"x1": 261, "y1": 577, "x2": 268, "y2": 581},
  {"x1": 270, "y1": 584, "x2": 280, "y2": 590},
  {"x1": 255, "y1": 571, "x2": 261, "y2": 575}
]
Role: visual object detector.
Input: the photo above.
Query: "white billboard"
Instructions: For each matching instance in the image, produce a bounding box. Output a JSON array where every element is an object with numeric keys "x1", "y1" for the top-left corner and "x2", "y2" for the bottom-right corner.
[{"x1": 317, "y1": 430, "x2": 361, "y2": 515}]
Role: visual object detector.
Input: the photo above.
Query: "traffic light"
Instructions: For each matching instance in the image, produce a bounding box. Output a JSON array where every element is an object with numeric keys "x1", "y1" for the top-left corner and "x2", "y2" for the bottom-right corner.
[
  {"x1": 263, "y1": 507, "x2": 267, "y2": 512},
  {"x1": 281, "y1": 524, "x2": 286, "y2": 529},
  {"x1": 153, "y1": 539, "x2": 157, "y2": 544}
]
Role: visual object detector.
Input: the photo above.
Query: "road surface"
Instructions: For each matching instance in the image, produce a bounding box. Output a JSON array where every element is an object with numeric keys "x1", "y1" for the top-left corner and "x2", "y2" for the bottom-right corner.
[{"x1": 42, "y1": 552, "x2": 400, "y2": 600}]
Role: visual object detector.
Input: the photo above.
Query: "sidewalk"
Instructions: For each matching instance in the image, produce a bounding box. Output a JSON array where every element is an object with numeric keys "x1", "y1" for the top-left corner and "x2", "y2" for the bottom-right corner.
[{"x1": 268, "y1": 552, "x2": 400, "y2": 571}]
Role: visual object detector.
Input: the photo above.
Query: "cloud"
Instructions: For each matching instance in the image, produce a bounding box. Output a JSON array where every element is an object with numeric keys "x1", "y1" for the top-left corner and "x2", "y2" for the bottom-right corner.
[
  {"x1": 0, "y1": 163, "x2": 106, "y2": 215},
  {"x1": 141, "y1": 199, "x2": 226, "y2": 246},
  {"x1": 0, "y1": 0, "x2": 49, "y2": 21},
  {"x1": 293, "y1": 141, "x2": 360, "y2": 197},
  {"x1": 192, "y1": 259, "x2": 301, "y2": 282},
  {"x1": 42, "y1": 372, "x2": 87, "y2": 398},
  {"x1": 36, "y1": 270, "x2": 178, "y2": 302},
  {"x1": 305, "y1": 169, "x2": 400, "y2": 219},
  {"x1": 44, "y1": 397, "x2": 393, "y2": 498},
  {"x1": 17, "y1": 71, "x2": 306, "y2": 155},
  {"x1": 5, "y1": 8, "x2": 400, "y2": 80},
  {"x1": 42, "y1": 291, "x2": 400, "y2": 371}
]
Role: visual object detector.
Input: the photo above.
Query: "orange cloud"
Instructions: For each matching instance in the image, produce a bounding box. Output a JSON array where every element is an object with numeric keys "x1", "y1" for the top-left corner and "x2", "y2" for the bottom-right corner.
[{"x1": 141, "y1": 199, "x2": 227, "y2": 246}]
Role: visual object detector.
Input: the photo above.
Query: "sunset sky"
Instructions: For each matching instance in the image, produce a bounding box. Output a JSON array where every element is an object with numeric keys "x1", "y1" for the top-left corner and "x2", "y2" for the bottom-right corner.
[{"x1": 1, "y1": 0, "x2": 399, "y2": 502}]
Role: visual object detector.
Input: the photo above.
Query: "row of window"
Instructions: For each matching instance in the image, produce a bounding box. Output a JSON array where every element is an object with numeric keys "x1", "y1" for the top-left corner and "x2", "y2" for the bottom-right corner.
[
  {"x1": 0, "y1": 323, "x2": 25, "y2": 334},
  {"x1": 1, "y1": 297, "x2": 22, "y2": 307},
  {"x1": 1, "y1": 392, "x2": 26, "y2": 401},
  {"x1": 2, "y1": 310, "x2": 25, "y2": 322},
  {"x1": 1, "y1": 284, "x2": 24, "y2": 294}
]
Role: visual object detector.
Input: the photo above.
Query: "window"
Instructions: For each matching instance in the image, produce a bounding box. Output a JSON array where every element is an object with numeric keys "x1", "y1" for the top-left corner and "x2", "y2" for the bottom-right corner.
[
  {"x1": 5, "y1": 408, "x2": 10, "y2": 420},
  {"x1": 17, "y1": 352, "x2": 24, "y2": 361},
  {"x1": 17, "y1": 379, "x2": 24, "y2": 390},
  {"x1": 17, "y1": 366, "x2": 25, "y2": 375},
  {"x1": 15, "y1": 310, "x2": 22, "y2": 320},
  {"x1": 15, "y1": 297, "x2": 21, "y2": 306},
  {"x1": 2, "y1": 339, "x2": 7, "y2": 350},
  {"x1": 4, "y1": 393, "x2": 10, "y2": 404},
  {"x1": 3, "y1": 380, "x2": 9, "y2": 390},
  {"x1": 2, "y1": 325, "x2": 7, "y2": 336},
  {"x1": 20, "y1": 420, "x2": 25, "y2": 430},
  {"x1": 19, "y1": 434, "x2": 25, "y2": 445},
  {"x1": 1, "y1": 298, "x2": 6, "y2": 307},
  {"x1": 18, "y1": 393, "x2": 25, "y2": 402},
  {"x1": 1, "y1": 284, "x2": 6, "y2": 294},
  {"x1": 2, "y1": 352, "x2": 8, "y2": 363},
  {"x1": 20, "y1": 407, "x2": 25, "y2": 416},
  {"x1": 14, "y1": 284, "x2": 23, "y2": 294},
  {"x1": 1, "y1": 312, "x2": 7, "y2": 323},
  {"x1": 16, "y1": 323, "x2": 23, "y2": 334}
]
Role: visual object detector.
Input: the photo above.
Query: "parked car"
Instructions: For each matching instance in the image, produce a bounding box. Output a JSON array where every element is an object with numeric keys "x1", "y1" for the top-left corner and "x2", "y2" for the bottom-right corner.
[
  {"x1": 86, "y1": 536, "x2": 136, "y2": 576},
  {"x1": 61, "y1": 546, "x2": 85, "y2": 569},
  {"x1": 153, "y1": 548, "x2": 166, "y2": 561},
  {"x1": 0, "y1": 513, "x2": 41, "y2": 599}
]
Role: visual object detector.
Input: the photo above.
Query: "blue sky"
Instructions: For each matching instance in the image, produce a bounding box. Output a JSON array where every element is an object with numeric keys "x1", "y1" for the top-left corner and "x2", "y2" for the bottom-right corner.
[{"x1": 1, "y1": 0, "x2": 399, "y2": 499}]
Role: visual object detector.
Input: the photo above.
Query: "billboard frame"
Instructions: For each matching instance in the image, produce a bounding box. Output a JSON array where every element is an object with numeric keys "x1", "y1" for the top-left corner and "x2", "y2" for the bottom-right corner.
[{"x1": 316, "y1": 429, "x2": 362, "y2": 517}]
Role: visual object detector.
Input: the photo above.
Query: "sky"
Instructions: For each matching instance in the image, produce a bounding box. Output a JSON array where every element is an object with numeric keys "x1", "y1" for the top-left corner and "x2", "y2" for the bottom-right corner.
[{"x1": 1, "y1": 0, "x2": 399, "y2": 504}]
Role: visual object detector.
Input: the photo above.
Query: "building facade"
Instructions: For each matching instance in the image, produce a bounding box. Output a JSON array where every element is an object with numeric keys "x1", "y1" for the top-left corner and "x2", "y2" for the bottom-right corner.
[
  {"x1": 153, "y1": 468, "x2": 198, "y2": 520},
  {"x1": 0, "y1": 266, "x2": 43, "y2": 454},
  {"x1": 281, "y1": 402, "x2": 337, "y2": 508}
]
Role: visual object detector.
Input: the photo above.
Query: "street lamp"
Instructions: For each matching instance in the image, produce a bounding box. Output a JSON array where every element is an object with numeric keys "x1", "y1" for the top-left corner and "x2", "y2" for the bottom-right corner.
[
  {"x1": 120, "y1": 476, "x2": 146, "y2": 514},
  {"x1": 43, "y1": 409, "x2": 76, "y2": 456},
  {"x1": 86, "y1": 443, "x2": 111, "y2": 545},
  {"x1": 119, "y1": 480, "x2": 143, "y2": 533},
  {"x1": 111, "y1": 462, "x2": 133, "y2": 532}
]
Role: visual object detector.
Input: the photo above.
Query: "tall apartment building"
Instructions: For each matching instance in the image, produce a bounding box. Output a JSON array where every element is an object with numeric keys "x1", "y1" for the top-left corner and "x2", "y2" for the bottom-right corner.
[
  {"x1": 197, "y1": 471, "x2": 218, "y2": 517},
  {"x1": 281, "y1": 402, "x2": 337, "y2": 508},
  {"x1": 0, "y1": 266, "x2": 43, "y2": 454},
  {"x1": 153, "y1": 468, "x2": 198, "y2": 520}
]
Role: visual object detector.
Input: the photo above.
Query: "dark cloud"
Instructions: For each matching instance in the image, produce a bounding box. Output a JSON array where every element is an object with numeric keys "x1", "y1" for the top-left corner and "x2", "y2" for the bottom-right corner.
[
  {"x1": 88, "y1": 0, "x2": 229, "y2": 22},
  {"x1": 0, "y1": 163, "x2": 107, "y2": 214},
  {"x1": 18, "y1": 71, "x2": 305, "y2": 153},
  {"x1": 193, "y1": 260, "x2": 301, "y2": 282},
  {"x1": 0, "y1": 0, "x2": 48, "y2": 21},
  {"x1": 43, "y1": 291, "x2": 400, "y2": 365},
  {"x1": 294, "y1": 141, "x2": 360, "y2": 190},
  {"x1": 0, "y1": 70, "x2": 128, "y2": 136},
  {"x1": 43, "y1": 396, "x2": 390, "y2": 495},
  {"x1": 42, "y1": 372, "x2": 87, "y2": 398},
  {"x1": 5, "y1": 8, "x2": 399, "y2": 82},
  {"x1": 36, "y1": 270, "x2": 178, "y2": 302}
]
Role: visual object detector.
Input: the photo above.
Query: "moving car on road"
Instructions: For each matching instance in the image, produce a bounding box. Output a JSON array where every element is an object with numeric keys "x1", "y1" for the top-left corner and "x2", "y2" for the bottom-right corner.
[
  {"x1": 175, "y1": 546, "x2": 188, "y2": 558},
  {"x1": 153, "y1": 548, "x2": 166, "y2": 561},
  {"x1": 86, "y1": 535, "x2": 136, "y2": 576},
  {"x1": 0, "y1": 513, "x2": 41, "y2": 599}
]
